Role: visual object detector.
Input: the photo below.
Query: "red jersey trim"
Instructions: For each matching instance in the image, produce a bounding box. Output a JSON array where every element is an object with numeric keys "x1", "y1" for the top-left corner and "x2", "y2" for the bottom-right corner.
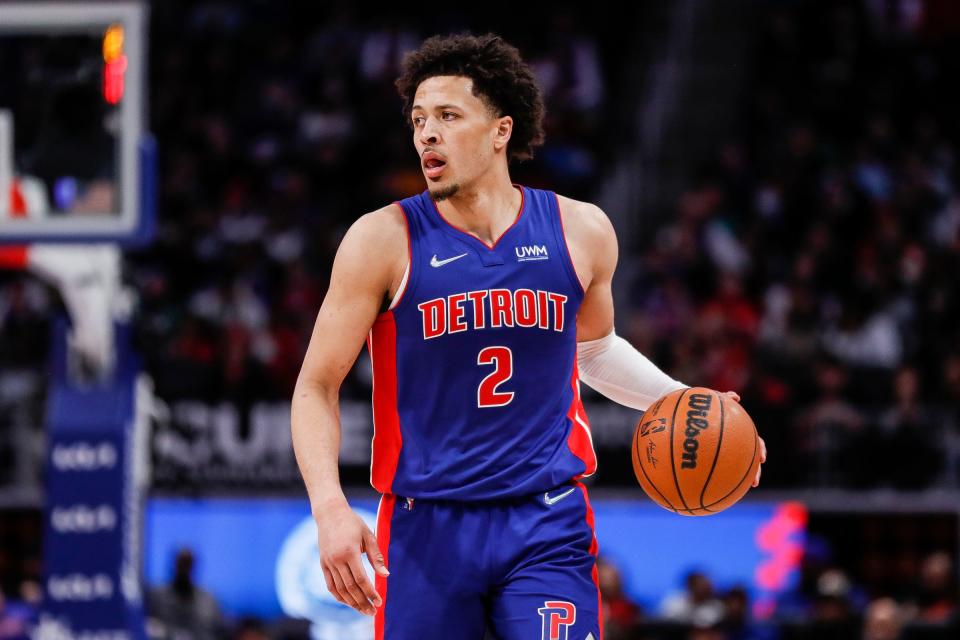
[
  {"x1": 566, "y1": 359, "x2": 597, "y2": 478},
  {"x1": 576, "y1": 481, "x2": 604, "y2": 640},
  {"x1": 388, "y1": 201, "x2": 414, "y2": 311},
  {"x1": 374, "y1": 494, "x2": 396, "y2": 640},
  {"x1": 552, "y1": 192, "x2": 587, "y2": 297},
  {"x1": 368, "y1": 313, "x2": 403, "y2": 493}
]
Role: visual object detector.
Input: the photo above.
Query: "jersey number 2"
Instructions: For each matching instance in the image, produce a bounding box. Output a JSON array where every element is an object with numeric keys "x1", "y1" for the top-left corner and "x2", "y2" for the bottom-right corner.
[{"x1": 477, "y1": 346, "x2": 514, "y2": 407}]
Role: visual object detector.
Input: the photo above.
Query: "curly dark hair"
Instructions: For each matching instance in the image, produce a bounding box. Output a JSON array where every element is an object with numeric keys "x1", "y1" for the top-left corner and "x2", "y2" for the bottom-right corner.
[{"x1": 395, "y1": 32, "x2": 546, "y2": 163}]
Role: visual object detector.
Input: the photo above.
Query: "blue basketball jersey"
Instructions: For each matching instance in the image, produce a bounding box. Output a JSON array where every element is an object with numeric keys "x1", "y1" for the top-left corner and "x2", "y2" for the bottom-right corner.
[{"x1": 366, "y1": 183, "x2": 597, "y2": 500}]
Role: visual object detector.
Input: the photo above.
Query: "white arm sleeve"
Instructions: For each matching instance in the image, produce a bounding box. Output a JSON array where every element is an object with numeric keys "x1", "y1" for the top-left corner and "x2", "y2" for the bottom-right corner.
[{"x1": 576, "y1": 330, "x2": 689, "y2": 411}]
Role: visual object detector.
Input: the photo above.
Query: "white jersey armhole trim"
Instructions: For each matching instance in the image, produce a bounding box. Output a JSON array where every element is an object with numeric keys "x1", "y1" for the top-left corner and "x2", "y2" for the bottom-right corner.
[{"x1": 388, "y1": 260, "x2": 409, "y2": 311}]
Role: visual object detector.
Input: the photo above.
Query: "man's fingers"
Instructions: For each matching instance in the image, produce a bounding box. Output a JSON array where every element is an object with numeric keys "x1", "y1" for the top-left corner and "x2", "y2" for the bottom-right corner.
[
  {"x1": 329, "y1": 565, "x2": 359, "y2": 609},
  {"x1": 336, "y1": 563, "x2": 374, "y2": 615},
  {"x1": 752, "y1": 437, "x2": 766, "y2": 487},
  {"x1": 330, "y1": 564, "x2": 364, "y2": 612},
  {"x1": 362, "y1": 528, "x2": 390, "y2": 577},
  {"x1": 322, "y1": 566, "x2": 346, "y2": 605},
  {"x1": 348, "y1": 555, "x2": 382, "y2": 610}
]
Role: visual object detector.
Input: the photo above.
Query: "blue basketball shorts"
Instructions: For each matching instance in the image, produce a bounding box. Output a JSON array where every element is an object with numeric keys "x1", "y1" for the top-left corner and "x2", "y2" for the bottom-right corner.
[{"x1": 373, "y1": 480, "x2": 603, "y2": 640}]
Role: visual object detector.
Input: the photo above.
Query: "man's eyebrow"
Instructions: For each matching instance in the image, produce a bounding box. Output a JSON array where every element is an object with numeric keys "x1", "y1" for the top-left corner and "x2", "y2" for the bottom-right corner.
[{"x1": 411, "y1": 103, "x2": 463, "y2": 112}]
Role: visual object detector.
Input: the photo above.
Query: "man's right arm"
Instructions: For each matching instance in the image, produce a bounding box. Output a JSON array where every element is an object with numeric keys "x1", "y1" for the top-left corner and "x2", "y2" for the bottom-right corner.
[{"x1": 291, "y1": 203, "x2": 407, "y2": 616}]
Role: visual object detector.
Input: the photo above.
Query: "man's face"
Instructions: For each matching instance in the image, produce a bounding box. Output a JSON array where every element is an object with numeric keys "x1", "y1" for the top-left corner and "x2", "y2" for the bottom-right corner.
[{"x1": 411, "y1": 75, "x2": 508, "y2": 202}]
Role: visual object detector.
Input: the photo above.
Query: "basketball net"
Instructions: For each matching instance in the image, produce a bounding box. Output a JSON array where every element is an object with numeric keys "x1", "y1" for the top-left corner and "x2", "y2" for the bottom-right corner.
[{"x1": 4, "y1": 176, "x2": 126, "y2": 380}]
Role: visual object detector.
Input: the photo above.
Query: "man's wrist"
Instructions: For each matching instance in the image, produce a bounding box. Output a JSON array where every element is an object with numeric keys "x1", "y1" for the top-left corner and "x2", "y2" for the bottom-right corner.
[
  {"x1": 311, "y1": 493, "x2": 350, "y2": 521},
  {"x1": 577, "y1": 330, "x2": 691, "y2": 411}
]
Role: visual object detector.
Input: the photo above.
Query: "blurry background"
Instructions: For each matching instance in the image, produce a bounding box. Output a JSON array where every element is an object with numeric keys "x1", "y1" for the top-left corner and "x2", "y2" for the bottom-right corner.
[{"x1": 1, "y1": 0, "x2": 959, "y2": 638}]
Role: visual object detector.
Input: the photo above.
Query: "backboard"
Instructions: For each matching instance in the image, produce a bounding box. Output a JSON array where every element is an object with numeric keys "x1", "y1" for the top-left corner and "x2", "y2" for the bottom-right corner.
[{"x1": 0, "y1": 2, "x2": 154, "y2": 245}]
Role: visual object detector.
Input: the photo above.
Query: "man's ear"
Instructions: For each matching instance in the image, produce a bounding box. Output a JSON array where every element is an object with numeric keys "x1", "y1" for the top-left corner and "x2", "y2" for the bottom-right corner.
[{"x1": 494, "y1": 115, "x2": 513, "y2": 151}]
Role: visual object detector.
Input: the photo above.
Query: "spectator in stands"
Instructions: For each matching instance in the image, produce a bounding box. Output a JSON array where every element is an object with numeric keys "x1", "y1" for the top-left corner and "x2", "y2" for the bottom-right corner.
[
  {"x1": 147, "y1": 547, "x2": 226, "y2": 640},
  {"x1": 721, "y1": 585, "x2": 775, "y2": 640},
  {"x1": 696, "y1": 271, "x2": 759, "y2": 393},
  {"x1": 812, "y1": 569, "x2": 856, "y2": 625},
  {"x1": 0, "y1": 592, "x2": 30, "y2": 640},
  {"x1": 757, "y1": 257, "x2": 825, "y2": 368},
  {"x1": 232, "y1": 616, "x2": 269, "y2": 640},
  {"x1": 660, "y1": 570, "x2": 725, "y2": 628},
  {"x1": 686, "y1": 625, "x2": 726, "y2": 640},
  {"x1": 942, "y1": 352, "x2": 960, "y2": 433},
  {"x1": 862, "y1": 598, "x2": 904, "y2": 640},
  {"x1": 903, "y1": 551, "x2": 957, "y2": 624},
  {"x1": 596, "y1": 556, "x2": 641, "y2": 640},
  {"x1": 875, "y1": 366, "x2": 941, "y2": 489},
  {"x1": 15, "y1": 581, "x2": 39, "y2": 613},
  {"x1": 792, "y1": 358, "x2": 866, "y2": 485},
  {"x1": 822, "y1": 291, "x2": 903, "y2": 371}
]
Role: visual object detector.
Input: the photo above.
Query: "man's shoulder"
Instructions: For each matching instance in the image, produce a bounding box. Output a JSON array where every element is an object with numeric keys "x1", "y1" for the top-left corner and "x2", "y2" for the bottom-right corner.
[
  {"x1": 357, "y1": 201, "x2": 407, "y2": 230},
  {"x1": 553, "y1": 193, "x2": 615, "y2": 244},
  {"x1": 554, "y1": 192, "x2": 600, "y2": 216},
  {"x1": 332, "y1": 202, "x2": 410, "y2": 289},
  {"x1": 343, "y1": 202, "x2": 408, "y2": 249}
]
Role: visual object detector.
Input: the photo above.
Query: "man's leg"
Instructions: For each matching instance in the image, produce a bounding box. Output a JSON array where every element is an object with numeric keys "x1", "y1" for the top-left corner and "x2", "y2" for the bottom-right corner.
[
  {"x1": 375, "y1": 494, "x2": 489, "y2": 640},
  {"x1": 487, "y1": 482, "x2": 603, "y2": 640}
]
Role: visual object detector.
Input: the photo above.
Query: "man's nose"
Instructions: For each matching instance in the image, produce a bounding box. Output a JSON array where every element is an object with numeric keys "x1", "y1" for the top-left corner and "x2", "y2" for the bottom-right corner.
[{"x1": 419, "y1": 118, "x2": 440, "y2": 145}]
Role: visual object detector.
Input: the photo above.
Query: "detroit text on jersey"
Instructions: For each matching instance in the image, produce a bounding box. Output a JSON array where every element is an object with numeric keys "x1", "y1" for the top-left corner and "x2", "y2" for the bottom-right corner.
[{"x1": 418, "y1": 288, "x2": 568, "y2": 339}]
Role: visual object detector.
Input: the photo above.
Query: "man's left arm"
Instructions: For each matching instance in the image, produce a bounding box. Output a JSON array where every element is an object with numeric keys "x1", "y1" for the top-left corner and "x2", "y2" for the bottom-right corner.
[
  {"x1": 565, "y1": 200, "x2": 765, "y2": 486},
  {"x1": 567, "y1": 200, "x2": 687, "y2": 410}
]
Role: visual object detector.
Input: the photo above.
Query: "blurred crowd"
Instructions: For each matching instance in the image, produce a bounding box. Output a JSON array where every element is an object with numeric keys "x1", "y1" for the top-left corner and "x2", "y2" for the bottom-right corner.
[
  {"x1": 596, "y1": 545, "x2": 959, "y2": 640},
  {"x1": 0, "y1": 538, "x2": 956, "y2": 640},
  {"x1": 0, "y1": 0, "x2": 960, "y2": 634},
  {"x1": 133, "y1": 543, "x2": 960, "y2": 640},
  {"x1": 0, "y1": 3, "x2": 956, "y2": 489},
  {"x1": 126, "y1": 1, "x2": 619, "y2": 404},
  {"x1": 622, "y1": 0, "x2": 960, "y2": 488},
  {"x1": 127, "y1": 0, "x2": 960, "y2": 492},
  {"x1": 126, "y1": 0, "x2": 960, "y2": 490}
]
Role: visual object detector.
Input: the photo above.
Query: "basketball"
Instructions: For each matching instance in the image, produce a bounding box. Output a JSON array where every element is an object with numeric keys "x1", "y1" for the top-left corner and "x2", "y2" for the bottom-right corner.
[{"x1": 631, "y1": 387, "x2": 761, "y2": 516}]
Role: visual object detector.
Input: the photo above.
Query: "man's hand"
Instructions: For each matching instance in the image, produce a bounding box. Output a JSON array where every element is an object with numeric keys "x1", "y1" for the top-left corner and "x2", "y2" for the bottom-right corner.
[
  {"x1": 721, "y1": 391, "x2": 767, "y2": 488},
  {"x1": 316, "y1": 500, "x2": 389, "y2": 616},
  {"x1": 753, "y1": 436, "x2": 767, "y2": 487}
]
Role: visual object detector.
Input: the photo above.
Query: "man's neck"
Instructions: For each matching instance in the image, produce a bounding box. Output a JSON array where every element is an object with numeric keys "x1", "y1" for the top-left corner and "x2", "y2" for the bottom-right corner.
[{"x1": 434, "y1": 177, "x2": 522, "y2": 245}]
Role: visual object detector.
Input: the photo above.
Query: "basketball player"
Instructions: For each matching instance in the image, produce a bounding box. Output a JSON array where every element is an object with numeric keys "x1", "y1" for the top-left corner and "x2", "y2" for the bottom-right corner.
[{"x1": 291, "y1": 32, "x2": 766, "y2": 639}]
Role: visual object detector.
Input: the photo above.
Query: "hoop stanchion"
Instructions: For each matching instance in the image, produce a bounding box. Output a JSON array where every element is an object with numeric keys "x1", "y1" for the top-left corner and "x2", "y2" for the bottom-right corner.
[{"x1": 39, "y1": 319, "x2": 150, "y2": 639}]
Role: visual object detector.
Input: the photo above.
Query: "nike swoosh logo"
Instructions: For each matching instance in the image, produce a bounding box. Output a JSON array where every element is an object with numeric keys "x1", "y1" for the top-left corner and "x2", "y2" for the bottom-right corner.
[
  {"x1": 543, "y1": 487, "x2": 576, "y2": 506},
  {"x1": 430, "y1": 253, "x2": 468, "y2": 267}
]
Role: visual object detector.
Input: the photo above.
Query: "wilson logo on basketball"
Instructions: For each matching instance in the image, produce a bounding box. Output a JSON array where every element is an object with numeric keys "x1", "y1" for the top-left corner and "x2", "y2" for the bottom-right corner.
[{"x1": 680, "y1": 393, "x2": 713, "y2": 470}]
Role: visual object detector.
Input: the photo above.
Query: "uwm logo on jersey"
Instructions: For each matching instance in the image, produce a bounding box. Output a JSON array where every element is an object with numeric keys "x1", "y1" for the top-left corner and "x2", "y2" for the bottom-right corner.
[
  {"x1": 417, "y1": 288, "x2": 568, "y2": 340},
  {"x1": 515, "y1": 244, "x2": 549, "y2": 262}
]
